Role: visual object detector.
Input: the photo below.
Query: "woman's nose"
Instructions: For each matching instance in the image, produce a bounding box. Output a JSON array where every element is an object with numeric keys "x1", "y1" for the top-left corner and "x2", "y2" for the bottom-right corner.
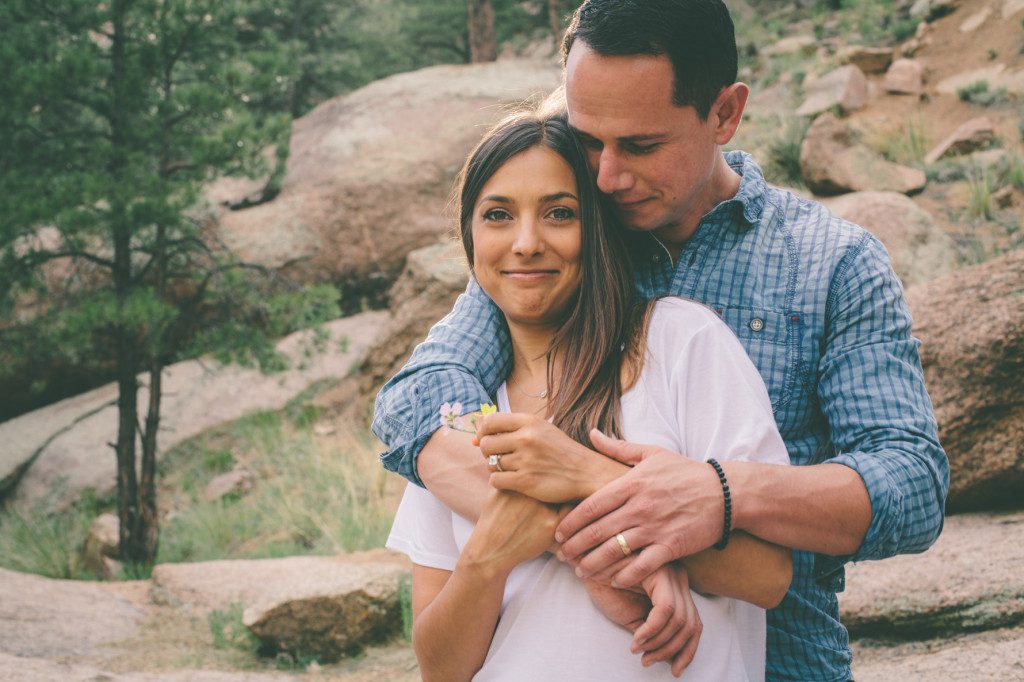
[{"x1": 512, "y1": 217, "x2": 544, "y2": 256}]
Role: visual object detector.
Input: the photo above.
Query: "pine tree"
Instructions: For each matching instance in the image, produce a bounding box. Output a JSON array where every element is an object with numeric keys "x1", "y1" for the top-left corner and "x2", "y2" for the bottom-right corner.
[{"x1": 0, "y1": 0, "x2": 338, "y2": 566}]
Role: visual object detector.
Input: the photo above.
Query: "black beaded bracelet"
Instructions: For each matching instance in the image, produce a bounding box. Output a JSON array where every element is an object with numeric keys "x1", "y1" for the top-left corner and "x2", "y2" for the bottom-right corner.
[{"x1": 707, "y1": 458, "x2": 732, "y2": 550}]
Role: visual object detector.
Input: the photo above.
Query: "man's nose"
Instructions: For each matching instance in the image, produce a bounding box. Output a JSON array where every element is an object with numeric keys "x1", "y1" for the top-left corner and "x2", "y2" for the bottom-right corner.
[
  {"x1": 512, "y1": 217, "x2": 544, "y2": 255},
  {"x1": 595, "y1": 149, "x2": 634, "y2": 195}
]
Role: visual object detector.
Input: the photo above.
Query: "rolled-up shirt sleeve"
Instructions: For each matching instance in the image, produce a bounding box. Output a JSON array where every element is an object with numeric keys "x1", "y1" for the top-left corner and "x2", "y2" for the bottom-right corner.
[
  {"x1": 372, "y1": 279, "x2": 511, "y2": 487},
  {"x1": 814, "y1": 233, "x2": 949, "y2": 582}
]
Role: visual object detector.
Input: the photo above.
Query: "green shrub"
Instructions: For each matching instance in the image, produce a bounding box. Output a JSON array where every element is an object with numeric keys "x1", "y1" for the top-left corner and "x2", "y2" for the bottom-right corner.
[
  {"x1": 957, "y1": 80, "x2": 1011, "y2": 106},
  {"x1": 764, "y1": 117, "x2": 810, "y2": 188}
]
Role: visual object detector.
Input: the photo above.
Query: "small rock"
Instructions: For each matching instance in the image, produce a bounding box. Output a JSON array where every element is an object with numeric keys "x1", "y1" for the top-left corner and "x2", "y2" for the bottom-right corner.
[
  {"x1": 81, "y1": 512, "x2": 120, "y2": 578},
  {"x1": 761, "y1": 35, "x2": 817, "y2": 58},
  {"x1": 800, "y1": 113, "x2": 926, "y2": 196},
  {"x1": 203, "y1": 469, "x2": 255, "y2": 502},
  {"x1": 900, "y1": 37, "x2": 922, "y2": 58},
  {"x1": 959, "y1": 6, "x2": 991, "y2": 31},
  {"x1": 839, "y1": 46, "x2": 894, "y2": 74},
  {"x1": 312, "y1": 422, "x2": 336, "y2": 436},
  {"x1": 969, "y1": 148, "x2": 1009, "y2": 172},
  {"x1": 797, "y1": 65, "x2": 868, "y2": 117},
  {"x1": 884, "y1": 58, "x2": 925, "y2": 96},
  {"x1": 909, "y1": 0, "x2": 959, "y2": 21},
  {"x1": 923, "y1": 116, "x2": 995, "y2": 164},
  {"x1": 992, "y1": 185, "x2": 1016, "y2": 208}
]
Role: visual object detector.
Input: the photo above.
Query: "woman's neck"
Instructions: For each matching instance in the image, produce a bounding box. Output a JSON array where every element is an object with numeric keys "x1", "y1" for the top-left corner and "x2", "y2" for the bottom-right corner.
[{"x1": 506, "y1": 322, "x2": 559, "y2": 411}]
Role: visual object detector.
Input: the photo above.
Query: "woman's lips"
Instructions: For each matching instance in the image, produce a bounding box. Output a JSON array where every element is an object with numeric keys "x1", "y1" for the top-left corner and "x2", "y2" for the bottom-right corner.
[{"x1": 501, "y1": 269, "x2": 559, "y2": 281}]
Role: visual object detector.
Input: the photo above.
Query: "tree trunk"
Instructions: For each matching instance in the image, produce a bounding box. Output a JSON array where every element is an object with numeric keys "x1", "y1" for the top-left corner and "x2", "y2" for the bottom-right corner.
[
  {"x1": 547, "y1": 0, "x2": 563, "y2": 46},
  {"x1": 110, "y1": 0, "x2": 144, "y2": 566},
  {"x1": 467, "y1": 0, "x2": 497, "y2": 63}
]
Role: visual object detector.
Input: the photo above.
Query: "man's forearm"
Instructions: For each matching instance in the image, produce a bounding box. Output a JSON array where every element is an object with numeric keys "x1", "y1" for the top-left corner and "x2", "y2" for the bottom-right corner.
[
  {"x1": 726, "y1": 461, "x2": 871, "y2": 556},
  {"x1": 419, "y1": 429, "x2": 491, "y2": 521}
]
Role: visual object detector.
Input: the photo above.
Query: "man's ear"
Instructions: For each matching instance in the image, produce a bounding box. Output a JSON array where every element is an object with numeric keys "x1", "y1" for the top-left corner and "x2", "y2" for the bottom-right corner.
[{"x1": 711, "y1": 82, "x2": 749, "y2": 146}]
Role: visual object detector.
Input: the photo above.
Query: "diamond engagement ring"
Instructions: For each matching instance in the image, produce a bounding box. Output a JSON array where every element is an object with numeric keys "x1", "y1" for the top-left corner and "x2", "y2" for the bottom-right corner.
[
  {"x1": 615, "y1": 532, "x2": 632, "y2": 556},
  {"x1": 487, "y1": 454, "x2": 504, "y2": 472}
]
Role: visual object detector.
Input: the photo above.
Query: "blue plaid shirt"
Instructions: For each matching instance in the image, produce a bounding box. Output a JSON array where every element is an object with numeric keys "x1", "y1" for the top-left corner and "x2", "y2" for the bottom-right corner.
[{"x1": 373, "y1": 151, "x2": 948, "y2": 681}]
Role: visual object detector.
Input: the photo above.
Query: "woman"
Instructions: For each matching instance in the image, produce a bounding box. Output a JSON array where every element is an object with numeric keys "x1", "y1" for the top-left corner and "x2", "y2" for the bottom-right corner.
[{"x1": 386, "y1": 110, "x2": 791, "y2": 681}]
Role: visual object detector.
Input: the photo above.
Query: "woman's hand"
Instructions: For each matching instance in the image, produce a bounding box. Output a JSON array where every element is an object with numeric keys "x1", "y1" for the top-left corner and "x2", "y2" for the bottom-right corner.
[
  {"x1": 460, "y1": 488, "x2": 567, "y2": 579},
  {"x1": 476, "y1": 413, "x2": 627, "y2": 503},
  {"x1": 633, "y1": 564, "x2": 702, "y2": 677}
]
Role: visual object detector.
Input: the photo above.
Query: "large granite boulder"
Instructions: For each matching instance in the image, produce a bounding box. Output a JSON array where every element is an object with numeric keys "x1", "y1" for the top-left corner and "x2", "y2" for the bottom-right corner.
[
  {"x1": 356, "y1": 240, "x2": 470, "y2": 399},
  {"x1": 0, "y1": 311, "x2": 386, "y2": 510},
  {"x1": 800, "y1": 113, "x2": 926, "y2": 196},
  {"x1": 907, "y1": 249, "x2": 1024, "y2": 512},
  {"x1": 841, "y1": 511, "x2": 1024, "y2": 638},
  {"x1": 209, "y1": 59, "x2": 560, "y2": 301},
  {"x1": 150, "y1": 551, "x2": 410, "y2": 662},
  {"x1": 821, "y1": 192, "x2": 955, "y2": 288}
]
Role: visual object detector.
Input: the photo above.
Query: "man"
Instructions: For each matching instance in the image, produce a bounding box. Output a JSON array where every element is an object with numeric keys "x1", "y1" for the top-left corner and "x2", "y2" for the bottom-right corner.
[{"x1": 373, "y1": 1, "x2": 948, "y2": 680}]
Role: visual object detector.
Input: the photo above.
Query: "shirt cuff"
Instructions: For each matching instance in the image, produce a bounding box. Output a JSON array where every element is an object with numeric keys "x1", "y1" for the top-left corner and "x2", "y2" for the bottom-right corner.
[
  {"x1": 812, "y1": 451, "x2": 906, "y2": 590},
  {"x1": 378, "y1": 369, "x2": 494, "y2": 488}
]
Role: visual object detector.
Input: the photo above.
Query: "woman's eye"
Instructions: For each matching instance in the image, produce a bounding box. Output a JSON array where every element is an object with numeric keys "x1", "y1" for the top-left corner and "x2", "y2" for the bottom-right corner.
[
  {"x1": 548, "y1": 206, "x2": 576, "y2": 221},
  {"x1": 483, "y1": 208, "x2": 512, "y2": 221}
]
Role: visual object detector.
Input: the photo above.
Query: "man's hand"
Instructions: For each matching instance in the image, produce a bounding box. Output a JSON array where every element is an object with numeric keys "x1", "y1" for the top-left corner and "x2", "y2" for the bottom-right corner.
[
  {"x1": 476, "y1": 413, "x2": 626, "y2": 503},
  {"x1": 556, "y1": 430, "x2": 724, "y2": 588}
]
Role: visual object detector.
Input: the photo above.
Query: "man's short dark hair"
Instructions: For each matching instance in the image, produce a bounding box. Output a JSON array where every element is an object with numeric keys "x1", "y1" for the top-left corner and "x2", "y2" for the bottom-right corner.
[{"x1": 562, "y1": 0, "x2": 738, "y2": 120}]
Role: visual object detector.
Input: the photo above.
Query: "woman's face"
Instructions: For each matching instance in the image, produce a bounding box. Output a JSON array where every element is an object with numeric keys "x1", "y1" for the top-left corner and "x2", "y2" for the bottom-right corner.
[{"x1": 471, "y1": 145, "x2": 583, "y2": 330}]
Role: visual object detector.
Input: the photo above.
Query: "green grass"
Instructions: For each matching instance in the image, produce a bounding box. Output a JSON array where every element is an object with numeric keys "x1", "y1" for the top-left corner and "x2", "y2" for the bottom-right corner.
[
  {"x1": 0, "y1": 393, "x2": 396, "y2": 578},
  {"x1": 156, "y1": 408, "x2": 394, "y2": 564},
  {"x1": 870, "y1": 118, "x2": 930, "y2": 167},
  {"x1": 967, "y1": 167, "x2": 995, "y2": 220}
]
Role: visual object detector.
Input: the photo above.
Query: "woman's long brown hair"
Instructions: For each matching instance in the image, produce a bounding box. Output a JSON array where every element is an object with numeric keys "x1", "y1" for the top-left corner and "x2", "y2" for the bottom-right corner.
[{"x1": 456, "y1": 110, "x2": 650, "y2": 447}]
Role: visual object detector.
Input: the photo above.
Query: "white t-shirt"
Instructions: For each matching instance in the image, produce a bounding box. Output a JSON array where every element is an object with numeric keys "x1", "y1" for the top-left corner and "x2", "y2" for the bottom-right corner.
[{"x1": 387, "y1": 298, "x2": 790, "y2": 681}]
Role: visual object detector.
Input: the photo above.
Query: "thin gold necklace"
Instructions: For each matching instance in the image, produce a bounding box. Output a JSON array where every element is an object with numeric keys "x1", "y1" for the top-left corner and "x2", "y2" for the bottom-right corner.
[{"x1": 509, "y1": 363, "x2": 549, "y2": 399}]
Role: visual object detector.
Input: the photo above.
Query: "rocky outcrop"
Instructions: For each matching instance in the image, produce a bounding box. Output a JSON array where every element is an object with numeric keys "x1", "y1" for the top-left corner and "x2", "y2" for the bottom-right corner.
[
  {"x1": 821, "y1": 192, "x2": 954, "y2": 288},
  {"x1": 884, "y1": 58, "x2": 925, "y2": 96},
  {"x1": 0, "y1": 567, "x2": 144, "y2": 659},
  {"x1": 907, "y1": 249, "x2": 1024, "y2": 512},
  {"x1": 800, "y1": 113, "x2": 926, "y2": 195},
  {"x1": 0, "y1": 311, "x2": 387, "y2": 510},
  {"x1": 839, "y1": 46, "x2": 894, "y2": 74},
  {"x1": 797, "y1": 65, "x2": 868, "y2": 117},
  {"x1": 356, "y1": 240, "x2": 470, "y2": 399},
  {"x1": 841, "y1": 511, "x2": 1024, "y2": 638},
  {"x1": 209, "y1": 60, "x2": 560, "y2": 300},
  {"x1": 935, "y1": 64, "x2": 1024, "y2": 96},
  {"x1": 923, "y1": 116, "x2": 995, "y2": 164}
]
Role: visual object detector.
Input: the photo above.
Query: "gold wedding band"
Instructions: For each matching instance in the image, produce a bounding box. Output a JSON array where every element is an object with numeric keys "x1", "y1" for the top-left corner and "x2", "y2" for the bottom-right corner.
[
  {"x1": 615, "y1": 532, "x2": 632, "y2": 556},
  {"x1": 487, "y1": 454, "x2": 504, "y2": 472}
]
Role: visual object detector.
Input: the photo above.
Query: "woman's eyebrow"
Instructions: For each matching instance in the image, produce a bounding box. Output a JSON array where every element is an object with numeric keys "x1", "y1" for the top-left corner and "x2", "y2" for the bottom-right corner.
[
  {"x1": 479, "y1": 194, "x2": 513, "y2": 204},
  {"x1": 541, "y1": 191, "x2": 578, "y2": 202}
]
